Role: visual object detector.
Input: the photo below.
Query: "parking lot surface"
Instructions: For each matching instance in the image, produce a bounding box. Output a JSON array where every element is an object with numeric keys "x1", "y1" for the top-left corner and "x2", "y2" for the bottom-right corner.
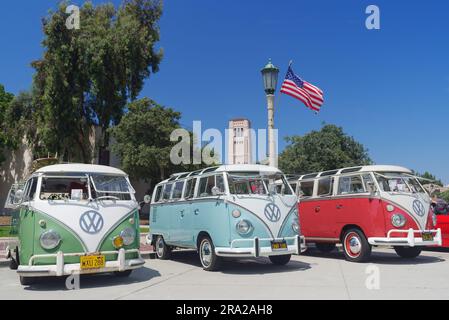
[{"x1": 1, "y1": 247, "x2": 449, "y2": 300}]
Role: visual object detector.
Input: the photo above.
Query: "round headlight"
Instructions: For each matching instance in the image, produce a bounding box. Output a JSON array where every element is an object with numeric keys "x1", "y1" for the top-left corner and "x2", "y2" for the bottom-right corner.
[
  {"x1": 432, "y1": 213, "x2": 437, "y2": 227},
  {"x1": 292, "y1": 219, "x2": 300, "y2": 233},
  {"x1": 120, "y1": 227, "x2": 136, "y2": 246},
  {"x1": 232, "y1": 209, "x2": 241, "y2": 218},
  {"x1": 236, "y1": 220, "x2": 252, "y2": 235},
  {"x1": 391, "y1": 214, "x2": 406, "y2": 228},
  {"x1": 40, "y1": 230, "x2": 61, "y2": 250}
]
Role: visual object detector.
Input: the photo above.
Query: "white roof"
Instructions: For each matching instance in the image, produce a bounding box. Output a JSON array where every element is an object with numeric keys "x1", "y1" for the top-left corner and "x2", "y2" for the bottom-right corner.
[
  {"x1": 298, "y1": 165, "x2": 412, "y2": 180},
  {"x1": 214, "y1": 164, "x2": 281, "y2": 173},
  {"x1": 159, "y1": 164, "x2": 283, "y2": 184},
  {"x1": 35, "y1": 163, "x2": 127, "y2": 176}
]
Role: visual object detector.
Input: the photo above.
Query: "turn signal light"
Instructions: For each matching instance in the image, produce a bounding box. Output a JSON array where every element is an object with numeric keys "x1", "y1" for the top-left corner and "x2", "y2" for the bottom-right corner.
[{"x1": 113, "y1": 236, "x2": 124, "y2": 248}]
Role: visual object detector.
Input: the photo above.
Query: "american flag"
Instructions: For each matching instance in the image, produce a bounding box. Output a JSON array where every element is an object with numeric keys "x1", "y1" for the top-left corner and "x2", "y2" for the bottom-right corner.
[{"x1": 280, "y1": 66, "x2": 324, "y2": 112}]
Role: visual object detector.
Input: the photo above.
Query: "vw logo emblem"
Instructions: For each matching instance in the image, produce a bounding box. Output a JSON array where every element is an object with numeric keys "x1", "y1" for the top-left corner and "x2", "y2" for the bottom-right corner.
[
  {"x1": 412, "y1": 200, "x2": 425, "y2": 217},
  {"x1": 264, "y1": 203, "x2": 281, "y2": 222},
  {"x1": 80, "y1": 211, "x2": 104, "y2": 234}
]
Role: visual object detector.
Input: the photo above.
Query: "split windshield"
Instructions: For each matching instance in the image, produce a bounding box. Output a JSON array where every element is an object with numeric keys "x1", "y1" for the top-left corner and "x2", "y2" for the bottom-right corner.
[
  {"x1": 39, "y1": 173, "x2": 133, "y2": 201},
  {"x1": 374, "y1": 172, "x2": 426, "y2": 194},
  {"x1": 227, "y1": 172, "x2": 293, "y2": 195}
]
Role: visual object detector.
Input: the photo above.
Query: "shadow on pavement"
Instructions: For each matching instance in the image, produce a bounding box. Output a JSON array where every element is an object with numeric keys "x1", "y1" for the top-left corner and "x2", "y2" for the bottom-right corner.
[
  {"x1": 23, "y1": 266, "x2": 160, "y2": 291},
  {"x1": 302, "y1": 247, "x2": 446, "y2": 265},
  {"x1": 167, "y1": 250, "x2": 312, "y2": 274}
]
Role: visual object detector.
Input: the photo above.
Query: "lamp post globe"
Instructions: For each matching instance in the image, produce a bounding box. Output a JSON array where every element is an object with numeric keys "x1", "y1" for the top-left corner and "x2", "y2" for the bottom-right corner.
[
  {"x1": 261, "y1": 59, "x2": 279, "y2": 168},
  {"x1": 261, "y1": 59, "x2": 279, "y2": 95}
]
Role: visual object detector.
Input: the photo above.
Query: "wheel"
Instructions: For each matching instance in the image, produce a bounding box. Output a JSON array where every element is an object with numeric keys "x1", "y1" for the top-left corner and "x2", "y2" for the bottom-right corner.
[
  {"x1": 268, "y1": 254, "x2": 291, "y2": 265},
  {"x1": 315, "y1": 243, "x2": 336, "y2": 253},
  {"x1": 9, "y1": 259, "x2": 18, "y2": 270},
  {"x1": 198, "y1": 236, "x2": 222, "y2": 271},
  {"x1": 19, "y1": 276, "x2": 36, "y2": 286},
  {"x1": 155, "y1": 235, "x2": 171, "y2": 260},
  {"x1": 394, "y1": 246, "x2": 422, "y2": 258},
  {"x1": 114, "y1": 270, "x2": 133, "y2": 277},
  {"x1": 342, "y1": 228, "x2": 371, "y2": 262}
]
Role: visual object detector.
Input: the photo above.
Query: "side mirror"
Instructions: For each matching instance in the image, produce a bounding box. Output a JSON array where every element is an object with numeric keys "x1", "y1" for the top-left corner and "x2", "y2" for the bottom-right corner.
[
  {"x1": 143, "y1": 195, "x2": 151, "y2": 204},
  {"x1": 211, "y1": 186, "x2": 224, "y2": 196}
]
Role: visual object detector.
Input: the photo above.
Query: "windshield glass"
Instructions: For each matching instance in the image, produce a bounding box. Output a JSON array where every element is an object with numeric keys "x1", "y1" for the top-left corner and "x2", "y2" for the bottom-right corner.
[
  {"x1": 227, "y1": 172, "x2": 293, "y2": 195},
  {"x1": 40, "y1": 176, "x2": 89, "y2": 201},
  {"x1": 90, "y1": 174, "x2": 133, "y2": 200},
  {"x1": 374, "y1": 172, "x2": 426, "y2": 194}
]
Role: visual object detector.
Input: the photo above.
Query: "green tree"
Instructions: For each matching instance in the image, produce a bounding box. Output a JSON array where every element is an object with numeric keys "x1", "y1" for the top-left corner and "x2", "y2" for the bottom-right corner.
[
  {"x1": 0, "y1": 84, "x2": 14, "y2": 164},
  {"x1": 439, "y1": 190, "x2": 449, "y2": 202},
  {"x1": 32, "y1": 0, "x2": 163, "y2": 162},
  {"x1": 278, "y1": 124, "x2": 372, "y2": 174},
  {"x1": 109, "y1": 98, "x2": 182, "y2": 186}
]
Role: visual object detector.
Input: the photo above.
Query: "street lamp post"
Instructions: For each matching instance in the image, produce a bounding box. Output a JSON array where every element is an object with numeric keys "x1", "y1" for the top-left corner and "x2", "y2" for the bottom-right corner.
[{"x1": 261, "y1": 59, "x2": 279, "y2": 168}]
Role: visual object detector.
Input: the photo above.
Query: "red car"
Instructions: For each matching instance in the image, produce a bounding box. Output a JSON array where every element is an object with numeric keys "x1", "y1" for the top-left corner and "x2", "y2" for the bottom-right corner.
[
  {"x1": 433, "y1": 200, "x2": 449, "y2": 247},
  {"x1": 292, "y1": 165, "x2": 442, "y2": 262}
]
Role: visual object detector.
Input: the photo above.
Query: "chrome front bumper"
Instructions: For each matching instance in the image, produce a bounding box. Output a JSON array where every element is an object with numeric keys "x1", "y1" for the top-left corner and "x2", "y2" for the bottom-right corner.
[
  {"x1": 215, "y1": 235, "x2": 306, "y2": 257},
  {"x1": 17, "y1": 248, "x2": 145, "y2": 277},
  {"x1": 368, "y1": 228, "x2": 442, "y2": 247}
]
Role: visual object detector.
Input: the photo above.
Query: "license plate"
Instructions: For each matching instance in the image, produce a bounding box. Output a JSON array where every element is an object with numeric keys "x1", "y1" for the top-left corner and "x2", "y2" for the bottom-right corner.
[
  {"x1": 422, "y1": 232, "x2": 434, "y2": 242},
  {"x1": 271, "y1": 240, "x2": 288, "y2": 251},
  {"x1": 80, "y1": 255, "x2": 105, "y2": 270}
]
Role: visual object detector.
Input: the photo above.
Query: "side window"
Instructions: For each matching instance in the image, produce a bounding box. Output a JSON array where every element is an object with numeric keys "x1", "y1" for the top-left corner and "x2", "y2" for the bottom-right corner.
[
  {"x1": 298, "y1": 180, "x2": 314, "y2": 198},
  {"x1": 362, "y1": 174, "x2": 376, "y2": 192},
  {"x1": 27, "y1": 177, "x2": 38, "y2": 201},
  {"x1": 215, "y1": 175, "x2": 225, "y2": 193},
  {"x1": 172, "y1": 181, "x2": 184, "y2": 200},
  {"x1": 153, "y1": 185, "x2": 162, "y2": 203},
  {"x1": 184, "y1": 178, "x2": 197, "y2": 199},
  {"x1": 163, "y1": 183, "x2": 173, "y2": 200},
  {"x1": 338, "y1": 175, "x2": 365, "y2": 195},
  {"x1": 317, "y1": 177, "x2": 333, "y2": 197},
  {"x1": 197, "y1": 176, "x2": 215, "y2": 197}
]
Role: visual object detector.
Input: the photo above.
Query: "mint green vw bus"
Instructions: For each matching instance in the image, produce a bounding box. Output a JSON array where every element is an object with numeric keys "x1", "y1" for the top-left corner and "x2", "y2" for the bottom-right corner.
[{"x1": 5, "y1": 164, "x2": 144, "y2": 285}]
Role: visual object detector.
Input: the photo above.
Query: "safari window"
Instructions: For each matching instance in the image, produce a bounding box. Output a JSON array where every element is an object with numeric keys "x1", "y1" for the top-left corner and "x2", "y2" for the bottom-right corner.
[
  {"x1": 40, "y1": 177, "x2": 89, "y2": 200},
  {"x1": 215, "y1": 174, "x2": 225, "y2": 193},
  {"x1": 338, "y1": 175, "x2": 365, "y2": 195}
]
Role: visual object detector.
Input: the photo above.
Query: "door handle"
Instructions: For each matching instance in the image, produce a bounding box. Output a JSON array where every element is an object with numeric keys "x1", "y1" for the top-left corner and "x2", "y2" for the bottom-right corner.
[
  {"x1": 194, "y1": 209, "x2": 199, "y2": 215},
  {"x1": 315, "y1": 206, "x2": 320, "y2": 213},
  {"x1": 180, "y1": 209, "x2": 184, "y2": 217},
  {"x1": 336, "y1": 204, "x2": 343, "y2": 209}
]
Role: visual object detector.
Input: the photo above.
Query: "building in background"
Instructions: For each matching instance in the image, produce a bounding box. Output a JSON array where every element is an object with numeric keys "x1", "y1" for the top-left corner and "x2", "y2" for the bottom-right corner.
[{"x1": 227, "y1": 118, "x2": 252, "y2": 165}]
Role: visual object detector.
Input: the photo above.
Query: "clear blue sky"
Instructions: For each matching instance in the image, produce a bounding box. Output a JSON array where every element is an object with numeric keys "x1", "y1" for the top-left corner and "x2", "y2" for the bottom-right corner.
[{"x1": 0, "y1": 1, "x2": 448, "y2": 184}]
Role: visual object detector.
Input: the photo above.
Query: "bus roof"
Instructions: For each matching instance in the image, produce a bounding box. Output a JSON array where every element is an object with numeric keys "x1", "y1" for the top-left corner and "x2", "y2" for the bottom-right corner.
[
  {"x1": 160, "y1": 164, "x2": 282, "y2": 184},
  {"x1": 296, "y1": 165, "x2": 412, "y2": 181},
  {"x1": 35, "y1": 163, "x2": 127, "y2": 176}
]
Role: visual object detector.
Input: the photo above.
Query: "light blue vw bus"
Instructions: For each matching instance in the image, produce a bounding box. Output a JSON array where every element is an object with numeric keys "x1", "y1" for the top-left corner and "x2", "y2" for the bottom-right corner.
[{"x1": 147, "y1": 164, "x2": 306, "y2": 271}]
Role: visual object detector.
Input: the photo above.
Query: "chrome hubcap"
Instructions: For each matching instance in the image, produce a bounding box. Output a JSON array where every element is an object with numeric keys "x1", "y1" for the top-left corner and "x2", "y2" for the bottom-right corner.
[
  {"x1": 200, "y1": 241, "x2": 212, "y2": 267},
  {"x1": 348, "y1": 236, "x2": 361, "y2": 255}
]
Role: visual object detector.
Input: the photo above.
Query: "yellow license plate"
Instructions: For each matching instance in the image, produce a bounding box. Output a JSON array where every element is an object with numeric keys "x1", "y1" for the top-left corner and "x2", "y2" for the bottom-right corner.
[
  {"x1": 422, "y1": 232, "x2": 434, "y2": 241},
  {"x1": 80, "y1": 255, "x2": 106, "y2": 270},
  {"x1": 271, "y1": 240, "x2": 288, "y2": 251}
]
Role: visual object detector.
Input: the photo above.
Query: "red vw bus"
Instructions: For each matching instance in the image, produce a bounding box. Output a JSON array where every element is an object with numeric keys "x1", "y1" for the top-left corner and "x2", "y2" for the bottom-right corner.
[{"x1": 292, "y1": 165, "x2": 442, "y2": 262}]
